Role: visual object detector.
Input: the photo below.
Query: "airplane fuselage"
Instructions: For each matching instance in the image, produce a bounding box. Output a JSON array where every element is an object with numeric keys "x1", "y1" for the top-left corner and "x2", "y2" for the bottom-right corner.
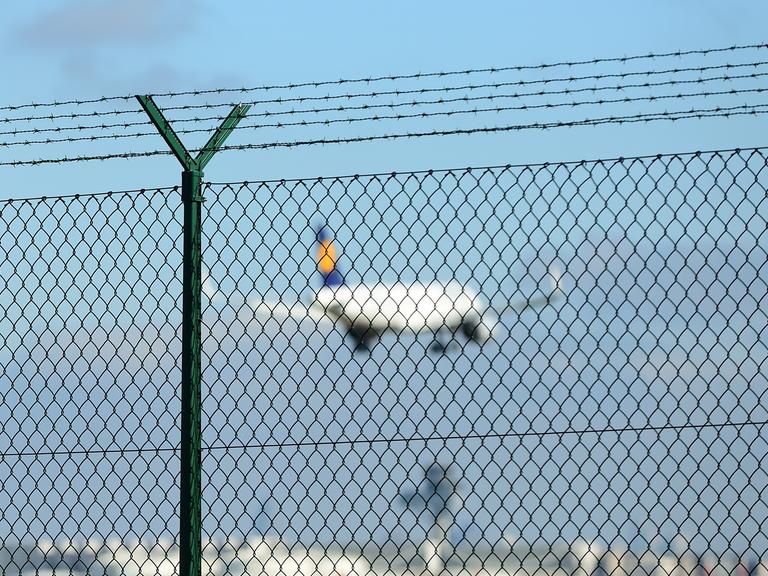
[{"x1": 310, "y1": 281, "x2": 495, "y2": 349}]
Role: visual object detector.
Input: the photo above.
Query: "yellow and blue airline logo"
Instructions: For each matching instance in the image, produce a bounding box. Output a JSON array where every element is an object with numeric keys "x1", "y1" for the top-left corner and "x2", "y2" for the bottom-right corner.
[{"x1": 316, "y1": 227, "x2": 344, "y2": 286}]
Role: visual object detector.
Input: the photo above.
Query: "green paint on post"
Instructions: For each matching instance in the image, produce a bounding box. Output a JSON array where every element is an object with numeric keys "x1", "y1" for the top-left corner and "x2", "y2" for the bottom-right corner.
[
  {"x1": 136, "y1": 96, "x2": 197, "y2": 169},
  {"x1": 196, "y1": 103, "x2": 251, "y2": 170},
  {"x1": 136, "y1": 95, "x2": 249, "y2": 576},
  {"x1": 137, "y1": 95, "x2": 250, "y2": 173},
  {"x1": 180, "y1": 167, "x2": 202, "y2": 576}
]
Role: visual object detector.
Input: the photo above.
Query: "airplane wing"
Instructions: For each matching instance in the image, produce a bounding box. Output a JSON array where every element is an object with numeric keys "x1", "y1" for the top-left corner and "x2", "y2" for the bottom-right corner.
[
  {"x1": 494, "y1": 266, "x2": 564, "y2": 316},
  {"x1": 203, "y1": 268, "x2": 332, "y2": 324}
]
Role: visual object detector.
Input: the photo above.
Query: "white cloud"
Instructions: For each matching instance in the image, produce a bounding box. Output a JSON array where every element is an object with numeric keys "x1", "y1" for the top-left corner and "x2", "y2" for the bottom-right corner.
[{"x1": 16, "y1": 0, "x2": 197, "y2": 49}]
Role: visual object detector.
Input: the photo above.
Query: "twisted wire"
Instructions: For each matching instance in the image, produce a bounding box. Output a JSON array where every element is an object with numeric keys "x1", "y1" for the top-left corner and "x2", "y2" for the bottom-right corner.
[
  {"x1": 3, "y1": 41, "x2": 765, "y2": 113},
  {"x1": 155, "y1": 61, "x2": 768, "y2": 114},
  {"x1": 0, "y1": 103, "x2": 768, "y2": 166},
  {"x1": 1, "y1": 418, "x2": 764, "y2": 458},
  {"x1": 3, "y1": 60, "x2": 765, "y2": 125},
  {"x1": 2, "y1": 103, "x2": 764, "y2": 166},
  {"x1": 2, "y1": 87, "x2": 765, "y2": 149},
  {"x1": 2, "y1": 70, "x2": 766, "y2": 140}
]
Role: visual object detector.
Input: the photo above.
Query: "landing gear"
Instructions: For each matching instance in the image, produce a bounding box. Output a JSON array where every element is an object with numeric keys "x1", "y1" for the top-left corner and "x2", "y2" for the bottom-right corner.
[
  {"x1": 461, "y1": 317, "x2": 488, "y2": 344},
  {"x1": 429, "y1": 330, "x2": 459, "y2": 355},
  {"x1": 346, "y1": 326, "x2": 376, "y2": 354},
  {"x1": 352, "y1": 339, "x2": 372, "y2": 354},
  {"x1": 429, "y1": 340, "x2": 460, "y2": 354},
  {"x1": 429, "y1": 317, "x2": 488, "y2": 354},
  {"x1": 429, "y1": 340, "x2": 447, "y2": 354}
]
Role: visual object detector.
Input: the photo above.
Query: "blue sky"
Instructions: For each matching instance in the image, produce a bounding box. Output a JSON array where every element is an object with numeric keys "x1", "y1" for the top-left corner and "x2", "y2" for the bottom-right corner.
[{"x1": 1, "y1": 1, "x2": 768, "y2": 197}]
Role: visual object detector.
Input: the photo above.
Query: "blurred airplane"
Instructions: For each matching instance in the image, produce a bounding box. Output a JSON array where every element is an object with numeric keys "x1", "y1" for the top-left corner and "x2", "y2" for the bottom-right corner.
[{"x1": 204, "y1": 226, "x2": 563, "y2": 353}]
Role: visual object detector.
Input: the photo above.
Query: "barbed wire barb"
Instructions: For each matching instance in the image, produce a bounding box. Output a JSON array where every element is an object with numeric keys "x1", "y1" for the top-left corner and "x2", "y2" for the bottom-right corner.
[
  {"x1": 2, "y1": 103, "x2": 766, "y2": 166},
  {"x1": 3, "y1": 69, "x2": 767, "y2": 140},
  {"x1": 2, "y1": 40, "x2": 766, "y2": 112},
  {"x1": 3, "y1": 59, "x2": 767, "y2": 126}
]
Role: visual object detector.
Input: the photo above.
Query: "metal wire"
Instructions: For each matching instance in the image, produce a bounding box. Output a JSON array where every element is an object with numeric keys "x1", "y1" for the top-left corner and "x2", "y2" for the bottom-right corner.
[
  {"x1": 2, "y1": 145, "x2": 767, "y2": 574},
  {"x1": 155, "y1": 68, "x2": 768, "y2": 120},
  {"x1": 3, "y1": 103, "x2": 766, "y2": 166},
  {"x1": 3, "y1": 86, "x2": 766, "y2": 149},
  {"x1": 4, "y1": 69, "x2": 765, "y2": 140},
  {"x1": 146, "y1": 42, "x2": 768, "y2": 97},
  {"x1": 197, "y1": 146, "x2": 767, "y2": 574},
  {"x1": 2, "y1": 41, "x2": 765, "y2": 112},
  {"x1": 0, "y1": 187, "x2": 182, "y2": 574},
  {"x1": 3, "y1": 59, "x2": 766, "y2": 126},
  {"x1": 3, "y1": 419, "x2": 765, "y2": 458},
  {"x1": 200, "y1": 419, "x2": 768, "y2": 452},
  {"x1": 156, "y1": 61, "x2": 768, "y2": 114}
]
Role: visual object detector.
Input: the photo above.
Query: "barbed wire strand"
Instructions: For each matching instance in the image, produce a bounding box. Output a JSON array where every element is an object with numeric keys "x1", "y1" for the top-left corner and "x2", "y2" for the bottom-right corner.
[
  {"x1": 2, "y1": 103, "x2": 766, "y2": 167},
  {"x1": 2, "y1": 41, "x2": 766, "y2": 112},
  {"x1": 94, "y1": 69, "x2": 768, "y2": 122},
  {"x1": 206, "y1": 104, "x2": 768, "y2": 152},
  {"x1": 204, "y1": 145, "x2": 767, "y2": 185},
  {"x1": 3, "y1": 70, "x2": 767, "y2": 140},
  {"x1": 155, "y1": 61, "x2": 768, "y2": 114},
  {"x1": 3, "y1": 60, "x2": 767, "y2": 126},
  {"x1": 3, "y1": 87, "x2": 766, "y2": 149}
]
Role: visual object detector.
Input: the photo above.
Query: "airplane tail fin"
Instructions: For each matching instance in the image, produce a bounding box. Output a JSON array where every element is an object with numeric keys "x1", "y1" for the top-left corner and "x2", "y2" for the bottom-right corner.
[{"x1": 316, "y1": 226, "x2": 344, "y2": 287}]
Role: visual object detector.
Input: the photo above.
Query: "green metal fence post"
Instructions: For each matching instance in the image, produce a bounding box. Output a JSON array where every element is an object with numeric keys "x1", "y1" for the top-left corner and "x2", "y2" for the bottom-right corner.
[
  {"x1": 136, "y1": 95, "x2": 250, "y2": 576},
  {"x1": 180, "y1": 166, "x2": 203, "y2": 576}
]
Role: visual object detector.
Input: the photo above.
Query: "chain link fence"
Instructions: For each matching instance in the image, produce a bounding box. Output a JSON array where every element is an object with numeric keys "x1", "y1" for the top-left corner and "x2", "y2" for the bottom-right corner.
[
  {"x1": 1, "y1": 147, "x2": 767, "y2": 575},
  {"x1": 0, "y1": 189, "x2": 183, "y2": 573}
]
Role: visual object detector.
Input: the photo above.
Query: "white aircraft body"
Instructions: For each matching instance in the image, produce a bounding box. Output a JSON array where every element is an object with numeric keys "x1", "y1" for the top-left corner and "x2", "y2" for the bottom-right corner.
[
  {"x1": 204, "y1": 226, "x2": 563, "y2": 353},
  {"x1": 309, "y1": 280, "x2": 495, "y2": 351}
]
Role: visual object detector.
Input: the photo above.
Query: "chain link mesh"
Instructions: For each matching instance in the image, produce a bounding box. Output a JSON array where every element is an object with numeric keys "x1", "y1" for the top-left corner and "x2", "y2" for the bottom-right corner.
[
  {"x1": 0, "y1": 189, "x2": 183, "y2": 574},
  {"x1": 201, "y1": 148, "x2": 768, "y2": 576},
  {"x1": 1, "y1": 147, "x2": 767, "y2": 575}
]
